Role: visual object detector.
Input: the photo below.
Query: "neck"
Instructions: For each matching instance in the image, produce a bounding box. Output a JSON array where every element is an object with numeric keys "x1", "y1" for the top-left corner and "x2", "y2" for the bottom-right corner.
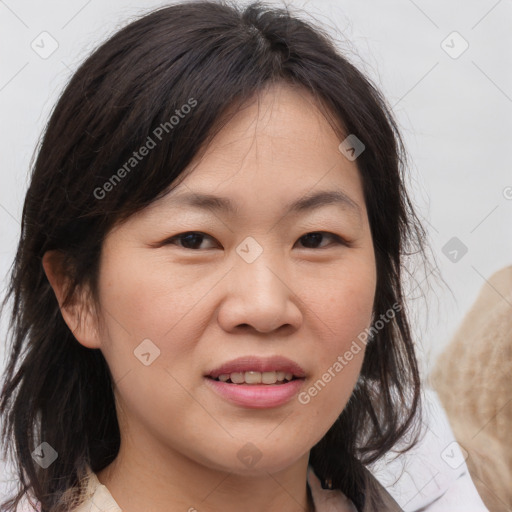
[{"x1": 96, "y1": 436, "x2": 314, "y2": 512}]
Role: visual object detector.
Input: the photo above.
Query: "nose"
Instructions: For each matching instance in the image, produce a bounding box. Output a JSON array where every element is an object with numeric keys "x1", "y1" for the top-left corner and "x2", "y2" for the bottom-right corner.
[{"x1": 217, "y1": 254, "x2": 303, "y2": 335}]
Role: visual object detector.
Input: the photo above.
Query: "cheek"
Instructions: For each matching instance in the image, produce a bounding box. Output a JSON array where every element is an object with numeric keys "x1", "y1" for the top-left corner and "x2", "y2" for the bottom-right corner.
[
  {"x1": 94, "y1": 250, "x2": 239, "y2": 407},
  {"x1": 305, "y1": 257, "x2": 376, "y2": 350},
  {"x1": 93, "y1": 255, "x2": 212, "y2": 433},
  {"x1": 298, "y1": 257, "x2": 375, "y2": 412},
  {"x1": 97, "y1": 251, "x2": 213, "y2": 340}
]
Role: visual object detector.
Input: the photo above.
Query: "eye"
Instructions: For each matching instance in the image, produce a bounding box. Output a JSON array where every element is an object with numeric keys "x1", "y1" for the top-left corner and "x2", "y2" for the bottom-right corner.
[
  {"x1": 295, "y1": 231, "x2": 347, "y2": 249},
  {"x1": 165, "y1": 231, "x2": 219, "y2": 250},
  {"x1": 162, "y1": 231, "x2": 347, "y2": 251},
  {"x1": 166, "y1": 231, "x2": 218, "y2": 250}
]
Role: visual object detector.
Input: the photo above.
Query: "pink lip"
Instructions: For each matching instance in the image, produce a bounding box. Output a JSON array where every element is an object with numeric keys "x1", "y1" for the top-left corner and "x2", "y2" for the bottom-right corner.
[
  {"x1": 204, "y1": 378, "x2": 304, "y2": 409},
  {"x1": 206, "y1": 355, "x2": 306, "y2": 379}
]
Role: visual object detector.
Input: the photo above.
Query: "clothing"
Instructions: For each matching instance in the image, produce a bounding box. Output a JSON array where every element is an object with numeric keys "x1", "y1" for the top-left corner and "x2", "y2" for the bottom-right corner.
[
  {"x1": 58, "y1": 463, "x2": 403, "y2": 512},
  {"x1": 13, "y1": 389, "x2": 489, "y2": 512},
  {"x1": 369, "y1": 386, "x2": 489, "y2": 511},
  {"x1": 430, "y1": 265, "x2": 512, "y2": 511}
]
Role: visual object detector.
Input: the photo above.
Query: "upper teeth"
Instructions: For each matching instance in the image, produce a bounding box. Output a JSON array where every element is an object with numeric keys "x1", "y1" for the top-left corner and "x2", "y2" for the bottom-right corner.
[{"x1": 217, "y1": 371, "x2": 294, "y2": 384}]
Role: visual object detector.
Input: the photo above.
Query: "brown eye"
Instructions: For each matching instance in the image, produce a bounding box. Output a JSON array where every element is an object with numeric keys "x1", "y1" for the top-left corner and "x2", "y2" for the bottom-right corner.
[
  {"x1": 296, "y1": 232, "x2": 345, "y2": 249},
  {"x1": 167, "y1": 232, "x2": 219, "y2": 250},
  {"x1": 161, "y1": 231, "x2": 348, "y2": 251}
]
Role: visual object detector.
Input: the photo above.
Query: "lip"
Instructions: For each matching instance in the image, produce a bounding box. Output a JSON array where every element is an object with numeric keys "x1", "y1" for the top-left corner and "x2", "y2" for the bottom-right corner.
[
  {"x1": 204, "y1": 378, "x2": 305, "y2": 409},
  {"x1": 206, "y1": 355, "x2": 306, "y2": 379},
  {"x1": 204, "y1": 355, "x2": 306, "y2": 409}
]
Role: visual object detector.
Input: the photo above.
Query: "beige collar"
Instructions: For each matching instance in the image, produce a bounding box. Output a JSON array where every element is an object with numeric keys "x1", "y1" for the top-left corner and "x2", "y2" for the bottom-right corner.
[{"x1": 73, "y1": 465, "x2": 360, "y2": 512}]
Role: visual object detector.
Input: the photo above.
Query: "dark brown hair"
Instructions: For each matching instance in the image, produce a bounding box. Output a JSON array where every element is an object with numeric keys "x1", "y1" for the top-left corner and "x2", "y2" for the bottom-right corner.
[{"x1": 1, "y1": 1, "x2": 426, "y2": 510}]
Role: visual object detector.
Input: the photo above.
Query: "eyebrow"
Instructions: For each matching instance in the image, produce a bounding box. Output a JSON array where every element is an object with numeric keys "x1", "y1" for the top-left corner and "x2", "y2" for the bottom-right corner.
[{"x1": 166, "y1": 189, "x2": 362, "y2": 219}]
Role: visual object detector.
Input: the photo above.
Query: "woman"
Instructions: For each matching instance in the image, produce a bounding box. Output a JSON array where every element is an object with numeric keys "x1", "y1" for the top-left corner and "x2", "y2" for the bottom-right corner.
[{"x1": 0, "y1": 1, "x2": 426, "y2": 510}]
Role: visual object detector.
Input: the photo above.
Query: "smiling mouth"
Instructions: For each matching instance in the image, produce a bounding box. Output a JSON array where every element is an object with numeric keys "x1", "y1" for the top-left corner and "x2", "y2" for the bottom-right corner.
[{"x1": 207, "y1": 370, "x2": 302, "y2": 385}]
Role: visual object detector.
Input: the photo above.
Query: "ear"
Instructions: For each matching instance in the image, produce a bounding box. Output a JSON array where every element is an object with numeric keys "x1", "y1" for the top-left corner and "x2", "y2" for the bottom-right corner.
[{"x1": 42, "y1": 250, "x2": 101, "y2": 349}]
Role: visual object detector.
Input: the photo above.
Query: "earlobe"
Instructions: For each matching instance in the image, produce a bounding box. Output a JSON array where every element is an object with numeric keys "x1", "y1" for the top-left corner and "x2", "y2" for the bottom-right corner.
[{"x1": 42, "y1": 250, "x2": 101, "y2": 349}]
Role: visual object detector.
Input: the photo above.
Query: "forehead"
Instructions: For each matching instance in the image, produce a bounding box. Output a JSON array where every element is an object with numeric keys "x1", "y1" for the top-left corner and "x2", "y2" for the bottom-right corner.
[
  {"x1": 195, "y1": 82, "x2": 346, "y2": 161},
  {"x1": 148, "y1": 83, "x2": 366, "y2": 218}
]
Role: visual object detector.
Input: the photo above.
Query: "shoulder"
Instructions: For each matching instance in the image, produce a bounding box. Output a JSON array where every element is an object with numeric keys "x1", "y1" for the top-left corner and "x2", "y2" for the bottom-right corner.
[
  {"x1": 17, "y1": 466, "x2": 122, "y2": 512},
  {"x1": 16, "y1": 497, "x2": 41, "y2": 512},
  {"x1": 307, "y1": 466, "x2": 358, "y2": 511},
  {"x1": 70, "y1": 468, "x2": 122, "y2": 512},
  {"x1": 360, "y1": 465, "x2": 404, "y2": 512},
  {"x1": 362, "y1": 466, "x2": 403, "y2": 512},
  {"x1": 307, "y1": 465, "x2": 404, "y2": 512}
]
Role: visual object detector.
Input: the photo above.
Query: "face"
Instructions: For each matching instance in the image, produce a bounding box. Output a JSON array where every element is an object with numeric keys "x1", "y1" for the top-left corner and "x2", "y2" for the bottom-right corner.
[{"x1": 62, "y1": 83, "x2": 376, "y2": 475}]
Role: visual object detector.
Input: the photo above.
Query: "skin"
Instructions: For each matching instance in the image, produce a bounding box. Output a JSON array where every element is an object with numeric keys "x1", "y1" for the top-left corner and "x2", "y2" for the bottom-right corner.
[{"x1": 43, "y1": 82, "x2": 377, "y2": 512}]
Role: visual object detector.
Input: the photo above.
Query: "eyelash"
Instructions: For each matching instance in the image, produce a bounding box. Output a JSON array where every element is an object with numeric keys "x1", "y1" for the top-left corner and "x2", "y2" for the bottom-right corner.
[{"x1": 163, "y1": 231, "x2": 349, "y2": 251}]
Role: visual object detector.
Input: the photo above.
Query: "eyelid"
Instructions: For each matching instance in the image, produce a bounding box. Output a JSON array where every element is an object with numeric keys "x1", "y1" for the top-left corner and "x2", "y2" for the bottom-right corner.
[
  {"x1": 157, "y1": 231, "x2": 353, "y2": 250},
  {"x1": 299, "y1": 232, "x2": 353, "y2": 249},
  {"x1": 154, "y1": 231, "x2": 218, "y2": 249}
]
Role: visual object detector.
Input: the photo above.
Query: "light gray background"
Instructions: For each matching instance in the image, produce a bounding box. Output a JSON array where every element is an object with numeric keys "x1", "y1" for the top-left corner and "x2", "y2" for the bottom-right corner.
[{"x1": 1, "y1": 0, "x2": 511, "y2": 498}]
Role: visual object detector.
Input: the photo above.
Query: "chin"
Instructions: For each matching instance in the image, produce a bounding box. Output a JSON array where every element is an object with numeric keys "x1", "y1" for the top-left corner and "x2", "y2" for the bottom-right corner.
[{"x1": 200, "y1": 442, "x2": 309, "y2": 477}]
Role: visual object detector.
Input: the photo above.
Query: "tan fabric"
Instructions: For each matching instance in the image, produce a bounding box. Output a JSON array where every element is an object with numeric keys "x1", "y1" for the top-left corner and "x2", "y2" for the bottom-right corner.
[
  {"x1": 430, "y1": 265, "x2": 512, "y2": 512},
  {"x1": 67, "y1": 464, "x2": 404, "y2": 512}
]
